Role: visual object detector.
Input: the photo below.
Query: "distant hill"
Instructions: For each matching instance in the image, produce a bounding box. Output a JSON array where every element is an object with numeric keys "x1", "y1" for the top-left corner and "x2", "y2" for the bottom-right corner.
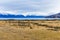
[
  {"x1": 45, "y1": 13, "x2": 60, "y2": 18},
  {"x1": 0, "y1": 14, "x2": 45, "y2": 18},
  {"x1": 0, "y1": 14, "x2": 25, "y2": 18},
  {"x1": 1, "y1": 13, "x2": 60, "y2": 18}
]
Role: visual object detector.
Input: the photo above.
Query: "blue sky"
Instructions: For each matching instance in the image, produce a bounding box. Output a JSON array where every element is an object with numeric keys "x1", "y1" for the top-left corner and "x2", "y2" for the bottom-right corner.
[{"x1": 0, "y1": 0, "x2": 60, "y2": 16}]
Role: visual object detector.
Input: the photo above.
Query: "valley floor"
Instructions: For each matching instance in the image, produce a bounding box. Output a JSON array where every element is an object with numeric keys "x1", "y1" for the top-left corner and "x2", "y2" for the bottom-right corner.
[{"x1": 0, "y1": 20, "x2": 60, "y2": 40}]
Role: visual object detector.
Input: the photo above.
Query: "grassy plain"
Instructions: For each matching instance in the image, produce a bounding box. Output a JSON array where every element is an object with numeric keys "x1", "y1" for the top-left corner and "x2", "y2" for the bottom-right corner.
[{"x1": 0, "y1": 20, "x2": 59, "y2": 40}]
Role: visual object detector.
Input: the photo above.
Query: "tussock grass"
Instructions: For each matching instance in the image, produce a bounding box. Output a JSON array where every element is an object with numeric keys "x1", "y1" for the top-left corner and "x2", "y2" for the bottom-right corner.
[{"x1": 0, "y1": 20, "x2": 59, "y2": 40}]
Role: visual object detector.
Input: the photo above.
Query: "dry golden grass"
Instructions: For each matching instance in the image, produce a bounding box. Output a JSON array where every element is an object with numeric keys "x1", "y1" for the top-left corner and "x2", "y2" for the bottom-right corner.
[{"x1": 0, "y1": 20, "x2": 60, "y2": 40}]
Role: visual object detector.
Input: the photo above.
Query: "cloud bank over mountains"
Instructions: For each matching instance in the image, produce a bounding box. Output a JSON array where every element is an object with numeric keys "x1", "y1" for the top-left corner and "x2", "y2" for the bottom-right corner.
[{"x1": 0, "y1": 0, "x2": 60, "y2": 16}]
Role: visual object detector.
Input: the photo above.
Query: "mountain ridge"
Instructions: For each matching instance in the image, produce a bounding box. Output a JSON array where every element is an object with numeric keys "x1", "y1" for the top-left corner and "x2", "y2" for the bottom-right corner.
[
  {"x1": 0, "y1": 14, "x2": 45, "y2": 18},
  {"x1": 45, "y1": 13, "x2": 60, "y2": 18},
  {"x1": 0, "y1": 13, "x2": 60, "y2": 18}
]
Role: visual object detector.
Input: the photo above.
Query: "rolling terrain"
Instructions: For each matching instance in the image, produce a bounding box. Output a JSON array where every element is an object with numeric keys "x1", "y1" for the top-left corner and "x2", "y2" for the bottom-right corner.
[{"x1": 0, "y1": 20, "x2": 60, "y2": 40}]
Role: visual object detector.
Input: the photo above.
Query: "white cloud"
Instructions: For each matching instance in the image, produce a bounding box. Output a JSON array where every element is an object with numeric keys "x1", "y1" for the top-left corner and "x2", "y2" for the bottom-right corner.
[
  {"x1": 0, "y1": 0, "x2": 60, "y2": 16},
  {"x1": 19, "y1": 11, "x2": 49, "y2": 16},
  {"x1": 0, "y1": 10, "x2": 49, "y2": 16},
  {"x1": 0, "y1": 10, "x2": 18, "y2": 15}
]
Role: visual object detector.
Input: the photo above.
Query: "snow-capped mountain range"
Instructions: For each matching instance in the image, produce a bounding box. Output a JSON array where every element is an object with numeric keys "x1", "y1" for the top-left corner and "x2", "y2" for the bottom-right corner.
[{"x1": 0, "y1": 13, "x2": 60, "y2": 18}]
